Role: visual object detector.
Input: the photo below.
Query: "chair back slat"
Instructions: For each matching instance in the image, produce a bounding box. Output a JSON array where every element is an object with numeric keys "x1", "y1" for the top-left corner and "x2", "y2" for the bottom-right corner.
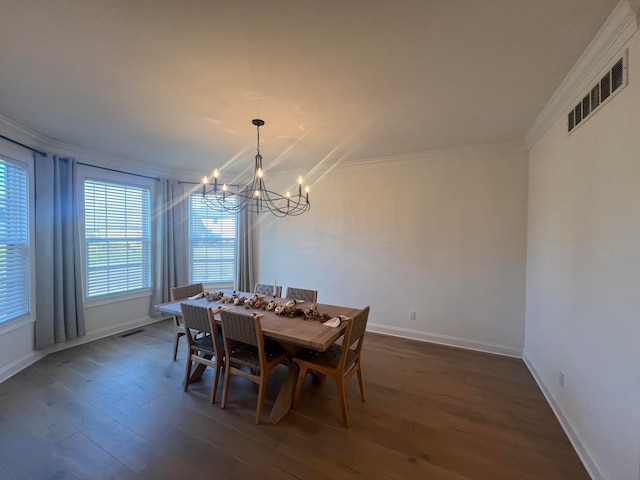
[
  {"x1": 181, "y1": 303, "x2": 213, "y2": 334},
  {"x1": 171, "y1": 283, "x2": 204, "y2": 301},
  {"x1": 220, "y1": 310, "x2": 260, "y2": 346},
  {"x1": 255, "y1": 283, "x2": 282, "y2": 297},
  {"x1": 349, "y1": 306, "x2": 370, "y2": 350},
  {"x1": 285, "y1": 287, "x2": 318, "y2": 303}
]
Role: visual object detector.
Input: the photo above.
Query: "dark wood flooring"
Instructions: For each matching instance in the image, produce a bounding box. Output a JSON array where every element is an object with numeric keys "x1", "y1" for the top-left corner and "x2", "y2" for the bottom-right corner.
[{"x1": 0, "y1": 320, "x2": 588, "y2": 479}]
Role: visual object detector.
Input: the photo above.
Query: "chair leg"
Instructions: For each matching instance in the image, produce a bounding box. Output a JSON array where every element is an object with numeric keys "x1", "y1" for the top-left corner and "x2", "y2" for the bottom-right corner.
[
  {"x1": 356, "y1": 364, "x2": 366, "y2": 401},
  {"x1": 221, "y1": 364, "x2": 231, "y2": 409},
  {"x1": 292, "y1": 364, "x2": 308, "y2": 409},
  {"x1": 210, "y1": 362, "x2": 221, "y2": 404},
  {"x1": 255, "y1": 378, "x2": 266, "y2": 425},
  {"x1": 183, "y1": 355, "x2": 192, "y2": 392},
  {"x1": 335, "y1": 377, "x2": 349, "y2": 428}
]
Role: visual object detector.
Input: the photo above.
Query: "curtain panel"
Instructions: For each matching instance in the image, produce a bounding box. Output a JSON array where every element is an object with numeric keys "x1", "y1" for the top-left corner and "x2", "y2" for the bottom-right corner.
[
  {"x1": 34, "y1": 154, "x2": 86, "y2": 349},
  {"x1": 236, "y1": 208, "x2": 256, "y2": 292},
  {"x1": 150, "y1": 178, "x2": 187, "y2": 315}
]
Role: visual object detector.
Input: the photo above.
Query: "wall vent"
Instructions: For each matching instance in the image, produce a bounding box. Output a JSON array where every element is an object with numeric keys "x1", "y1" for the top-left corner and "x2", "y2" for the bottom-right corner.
[{"x1": 567, "y1": 50, "x2": 627, "y2": 133}]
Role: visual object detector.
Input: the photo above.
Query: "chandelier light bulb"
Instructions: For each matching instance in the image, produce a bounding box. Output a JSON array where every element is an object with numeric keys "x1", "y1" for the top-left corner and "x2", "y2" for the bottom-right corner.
[
  {"x1": 257, "y1": 168, "x2": 263, "y2": 178},
  {"x1": 298, "y1": 176, "x2": 303, "y2": 185},
  {"x1": 202, "y1": 176, "x2": 208, "y2": 184},
  {"x1": 213, "y1": 169, "x2": 219, "y2": 178},
  {"x1": 305, "y1": 185, "x2": 310, "y2": 193},
  {"x1": 222, "y1": 184, "x2": 227, "y2": 191}
]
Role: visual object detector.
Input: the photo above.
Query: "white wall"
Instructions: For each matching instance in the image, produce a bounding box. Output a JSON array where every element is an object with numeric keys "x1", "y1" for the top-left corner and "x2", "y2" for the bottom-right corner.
[
  {"x1": 258, "y1": 143, "x2": 529, "y2": 357},
  {"x1": 524, "y1": 8, "x2": 640, "y2": 480}
]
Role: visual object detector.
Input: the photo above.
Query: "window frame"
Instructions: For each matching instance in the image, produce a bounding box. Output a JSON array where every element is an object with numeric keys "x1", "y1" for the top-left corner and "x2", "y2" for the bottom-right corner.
[
  {"x1": 0, "y1": 146, "x2": 35, "y2": 332},
  {"x1": 77, "y1": 166, "x2": 156, "y2": 306},
  {"x1": 187, "y1": 192, "x2": 238, "y2": 287}
]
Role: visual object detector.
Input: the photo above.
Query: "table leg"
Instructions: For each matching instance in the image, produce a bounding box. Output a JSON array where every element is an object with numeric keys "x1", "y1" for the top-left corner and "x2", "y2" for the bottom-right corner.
[{"x1": 268, "y1": 361, "x2": 300, "y2": 424}]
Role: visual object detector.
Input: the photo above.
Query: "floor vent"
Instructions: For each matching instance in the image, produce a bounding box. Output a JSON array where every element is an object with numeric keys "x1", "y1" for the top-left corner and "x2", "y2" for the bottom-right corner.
[
  {"x1": 120, "y1": 328, "x2": 145, "y2": 337},
  {"x1": 568, "y1": 50, "x2": 627, "y2": 133}
]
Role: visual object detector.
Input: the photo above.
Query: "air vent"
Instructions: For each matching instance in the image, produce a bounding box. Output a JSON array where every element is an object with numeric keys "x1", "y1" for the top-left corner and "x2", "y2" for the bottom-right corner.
[{"x1": 567, "y1": 51, "x2": 627, "y2": 133}]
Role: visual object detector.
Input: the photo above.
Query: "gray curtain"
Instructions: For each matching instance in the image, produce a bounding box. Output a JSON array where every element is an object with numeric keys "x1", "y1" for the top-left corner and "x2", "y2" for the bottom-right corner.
[
  {"x1": 150, "y1": 178, "x2": 175, "y2": 314},
  {"x1": 34, "y1": 155, "x2": 86, "y2": 349},
  {"x1": 236, "y1": 208, "x2": 256, "y2": 292},
  {"x1": 150, "y1": 178, "x2": 187, "y2": 315}
]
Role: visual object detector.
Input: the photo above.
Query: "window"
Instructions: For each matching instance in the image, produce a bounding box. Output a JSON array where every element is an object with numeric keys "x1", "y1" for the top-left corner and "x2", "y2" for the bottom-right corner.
[
  {"x1": 188, "y1": 194, "x2": 237, "y2": 284},
  {"x1": 0, "y1": 157, "x2": 30, "y2": 323},
  {"x1": 84, "y1": 179, "x2": 151, "y2": 298}
]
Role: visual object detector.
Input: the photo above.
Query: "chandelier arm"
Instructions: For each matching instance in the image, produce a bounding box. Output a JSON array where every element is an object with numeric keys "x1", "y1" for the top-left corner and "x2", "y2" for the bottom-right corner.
[{"x1": 200, "y1": 118, "x2": 311, "y2": 217}]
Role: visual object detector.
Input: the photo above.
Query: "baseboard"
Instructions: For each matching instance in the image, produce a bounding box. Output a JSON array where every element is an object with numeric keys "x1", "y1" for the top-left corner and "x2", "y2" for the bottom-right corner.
[
  {"x1": 0, "y1": 350, "x2": 46, "y2": 384},
  {"x1": 0, "y1": 315, "x2": 169, "y2": 384},
  {"x1": 45, "y1": 315, "x2": 168, "y2": 354},
  {"x1": 523, "y1": 354, "x2": 603, "y2": 480},
  {"x1": 367, "y1": 323, "x2": 523, "y2": 358}
]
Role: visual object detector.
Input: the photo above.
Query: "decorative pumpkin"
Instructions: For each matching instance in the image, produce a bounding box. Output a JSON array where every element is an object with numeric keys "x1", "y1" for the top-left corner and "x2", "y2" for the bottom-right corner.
[{"x1": 304, "y1": 304, "x2": 319, "y2": 319}]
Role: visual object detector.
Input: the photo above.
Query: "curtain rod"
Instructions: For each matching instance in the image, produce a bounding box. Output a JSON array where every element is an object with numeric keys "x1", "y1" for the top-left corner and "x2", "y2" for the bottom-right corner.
[
  {"x1": 0, "y1": 135, "x2": 162, "y2": 181},
  {"x1": 77, "y1": 162, "x2": 160, "y2": 181},
  {"x1": 0, "y1": 134, "x2": 47, "y2": 157}
]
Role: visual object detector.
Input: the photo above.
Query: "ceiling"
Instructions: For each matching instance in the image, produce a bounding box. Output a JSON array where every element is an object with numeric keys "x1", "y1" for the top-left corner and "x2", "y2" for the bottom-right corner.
[{"x1": 0, "y1": 0, "x2": 618, "y2": 176}]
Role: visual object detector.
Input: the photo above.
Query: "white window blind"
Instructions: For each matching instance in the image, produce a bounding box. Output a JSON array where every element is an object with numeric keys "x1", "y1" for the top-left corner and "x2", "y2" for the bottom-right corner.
[
  {"x1": 84, "y1": 179, "x2": 151, "y2": 298},
  {"x1": 189, "y1": 194, "x2": 237, "y2": 283},
  {"x1": 0, "y1": 158, "x2": 30, "y2": 323}
]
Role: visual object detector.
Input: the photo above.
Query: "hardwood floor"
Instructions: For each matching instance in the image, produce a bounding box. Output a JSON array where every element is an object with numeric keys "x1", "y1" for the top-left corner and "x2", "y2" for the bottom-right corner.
[{"x1": 0, "y1": 320, "x2": 588, "y2": 479}]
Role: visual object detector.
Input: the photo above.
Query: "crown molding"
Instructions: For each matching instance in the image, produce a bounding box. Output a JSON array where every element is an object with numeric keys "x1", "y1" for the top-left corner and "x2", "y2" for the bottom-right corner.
[
  {"x1": 524, "y1": 0, "x2": 639, "y2": 149},
  {"x1": 2, "y1": 110, "x2": 525, "y2": 185},
  {"x1": 0, "y1": 115, "x2": 50, "y2": 153},
  {"x1": 0, "y1": 113, "x2": 175, "y2": 178},
  {"x1": 44, "y1": 137, "x2": 175, "y2": 178},
  {"x1": 301, "y1": 140, "x2": 527, "y2": 178}
]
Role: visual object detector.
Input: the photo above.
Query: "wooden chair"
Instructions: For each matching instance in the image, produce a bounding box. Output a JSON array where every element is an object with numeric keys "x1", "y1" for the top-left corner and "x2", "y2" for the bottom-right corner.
[
  {"x1": 254, "y1": 282, "x2": 282, "y2": 297},
  {"x1": 219, "y1": 310, "x2": 288, "y2": 424},
  {"x1": 292, "y1": 306, "x2": 370, "y2": 427},
  {"x1": 180, "y1": 303, "x2": 223, "y2": 403},
  {"x1": 169, "y1": 283, "x2": 205, "y2": 360},
  {"x1": 285, "y1": 286, "x2": 318, "y2": 303}
]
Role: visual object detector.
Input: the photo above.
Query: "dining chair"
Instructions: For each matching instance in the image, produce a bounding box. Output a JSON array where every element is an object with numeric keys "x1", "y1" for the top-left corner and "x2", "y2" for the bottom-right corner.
[
  {"x1": 180, "y1": 303, "x2": 224, "y2": 403},
  {"x1": 219, "y1": 310, "x2": 288, "y2": 424},
  {"x1": 292, "y1": 306, "x2": 370, "y2": 427},
  {"x1": 169, "y1": 283, "x2": 205, "y2": 361},
  {"x1": 254, "y1": 282, "x2": 282, "y2": 297},
  {"x1": 285, "y1": 286, "x2": 318, "y2": 303}
]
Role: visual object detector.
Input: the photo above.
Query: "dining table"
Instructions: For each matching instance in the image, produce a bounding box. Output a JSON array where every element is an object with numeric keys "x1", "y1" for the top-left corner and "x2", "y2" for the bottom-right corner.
[{"x1": 154, "y1": 290, "x2": 363, "y2": 424}]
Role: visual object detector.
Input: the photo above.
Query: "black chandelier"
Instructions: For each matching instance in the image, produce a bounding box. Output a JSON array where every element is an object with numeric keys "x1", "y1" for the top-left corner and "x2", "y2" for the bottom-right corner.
[{"x1": 201, "y1": 119, "x2": 310, "y2": 217}]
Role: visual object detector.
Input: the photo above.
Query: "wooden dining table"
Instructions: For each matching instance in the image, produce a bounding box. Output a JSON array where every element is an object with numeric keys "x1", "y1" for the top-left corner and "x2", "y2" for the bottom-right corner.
[{"x1": 154, "y1": 291, "x2": 363, "y2": 423}]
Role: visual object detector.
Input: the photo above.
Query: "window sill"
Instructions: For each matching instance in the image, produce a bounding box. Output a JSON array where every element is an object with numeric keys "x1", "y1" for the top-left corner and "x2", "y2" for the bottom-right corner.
[
  {"x1": 85, "y1": 290, "x2": 151, "y2": 308},
  {"x1": 0, "y1": 315, "x2": 35, "y2": 336}
]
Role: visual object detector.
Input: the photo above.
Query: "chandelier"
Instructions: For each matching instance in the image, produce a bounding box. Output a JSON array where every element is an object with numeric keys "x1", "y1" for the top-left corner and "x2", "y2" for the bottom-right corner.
[{"x1": 201, "y1": 119, "x2": 310, "y2": 217}]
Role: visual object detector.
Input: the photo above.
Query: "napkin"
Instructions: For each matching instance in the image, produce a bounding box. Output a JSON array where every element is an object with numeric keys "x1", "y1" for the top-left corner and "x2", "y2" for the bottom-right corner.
[
  {"x1": 188, "y1": 292, "x2": 204, "y2": 300},
  {"x1": 323, "y1": 317, "x2": 341, "y2": 328}
]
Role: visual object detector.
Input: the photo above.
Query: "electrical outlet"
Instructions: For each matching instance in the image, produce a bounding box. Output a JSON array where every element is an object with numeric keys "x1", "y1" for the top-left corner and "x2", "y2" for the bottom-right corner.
[
  {"x1": 409, "y1": 311, "x2": 416, "y2": 320},
  {"x1": 559, "y1": 371, "x2": 565, "y2": 387}
]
